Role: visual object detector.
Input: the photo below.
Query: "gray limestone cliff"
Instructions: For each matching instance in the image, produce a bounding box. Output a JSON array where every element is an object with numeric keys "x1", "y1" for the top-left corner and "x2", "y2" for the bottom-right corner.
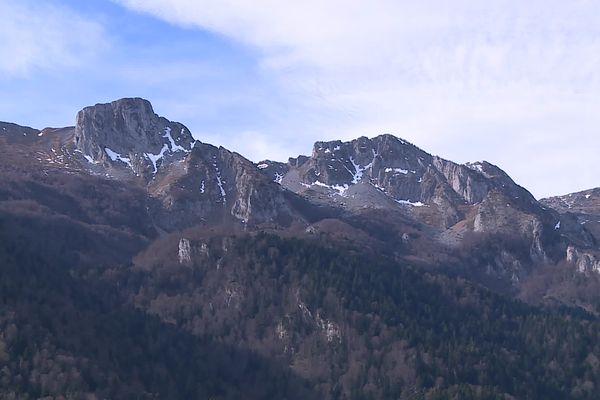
[
  {"x1": 74, "y1": 98, "x2": 195, "y2": 177},
  {"x1": 70, "y1": 98, "x2": 303, "y2": 230}
]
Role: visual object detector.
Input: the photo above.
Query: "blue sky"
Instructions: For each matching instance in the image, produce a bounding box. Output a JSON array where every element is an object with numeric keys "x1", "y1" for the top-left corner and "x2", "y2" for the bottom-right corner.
[{"x1": 1, "y1": 0, "x2": 600, "y2": 198}]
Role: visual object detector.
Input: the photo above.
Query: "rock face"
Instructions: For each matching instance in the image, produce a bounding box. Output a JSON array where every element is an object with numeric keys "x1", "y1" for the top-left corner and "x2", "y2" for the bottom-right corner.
[
  {"x1": 541, "y1": 188, "x2": 600, "y2": 245},
  {"x1": 2, "y1": 97, "x2": 599, "y2": 286},
  {"x1": 74, "y1": 98, "x2": 194, "y2": 177},
  {"x1": 147, "y1": 142, "x2": 298, "y2": 229},
  {"x1": 7, "y1": 102, "x2": 600, "y2": 400},
  {"x1": 257, "y1": 135, "x2": 600, "y2": 282},
  {"x1": 261, "y1": 136, "x2": 547, "y2": 229},
  {"x1": 178, "y1": 238, "x2": 192, "y2": 265},
  {"x1": 68, "y1": 98, "x2": 304, "y2": 230},
  {"x1": 541, "y1": 189, "x2": 600, "y2": 274},
  {"x1": 566, "y1": 246, "x2": 600, "y2": 274},
  {"x1": 259, "y1": 135, "x2": 541, "y2": 226}
]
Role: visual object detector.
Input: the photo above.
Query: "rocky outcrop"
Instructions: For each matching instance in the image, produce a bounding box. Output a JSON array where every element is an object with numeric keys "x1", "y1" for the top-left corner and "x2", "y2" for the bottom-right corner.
[
  {"x1": 146, "y1": 142, "x2": 299, "y2": 230},
  {"x1": 178, "y1": 238, "x2": 192, "y2": 265},
  {"x1": 74, "y1": 98, "x2": 195, "y2": 177},
  {"x1": 566, "y1": 246, "x2": 600, "y2": 274},
  {"x1": 66, "y1": 98, "x2": 309, "y2": 230},
  {"x1": 433, "y1": 158, "x2": 492, "y2": 204}
]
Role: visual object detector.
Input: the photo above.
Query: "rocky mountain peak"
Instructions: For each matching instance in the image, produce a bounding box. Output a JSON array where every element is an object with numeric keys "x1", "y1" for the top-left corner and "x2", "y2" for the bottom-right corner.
[
  {"x1": 74, "y1": 97, "x2": 195, "y2": 177},
  {"x1": 262, "y1": 134, "x2": 532, "y2": 215},
  {"x1": 301, "y1": 134, "x2": 432, "y2": 190}
]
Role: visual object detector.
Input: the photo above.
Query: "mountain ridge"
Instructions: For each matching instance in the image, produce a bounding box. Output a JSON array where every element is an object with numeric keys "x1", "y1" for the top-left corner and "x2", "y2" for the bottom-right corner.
[
  {"x1": 1, "y1": 97, "x2": 598, "y2": 283},
  {"x1": 3, "y1": 97, "x2": 600, "y2": 399}
]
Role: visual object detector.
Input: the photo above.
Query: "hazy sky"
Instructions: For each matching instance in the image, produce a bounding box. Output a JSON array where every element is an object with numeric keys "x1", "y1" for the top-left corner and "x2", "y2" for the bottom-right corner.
[{"x1": 1, "y1": 0, "x2": 599, "y2": 198}]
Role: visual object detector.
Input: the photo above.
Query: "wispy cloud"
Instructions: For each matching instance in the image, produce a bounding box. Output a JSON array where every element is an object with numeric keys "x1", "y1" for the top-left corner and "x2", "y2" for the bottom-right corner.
[
  {"x1": 1, "y1": 0, "x2": 597, "y2": 197},
  {"x1": 112, "y1": 0, "x2": 600, "y2": 197},
  {"x1": 0, "y1": 1, "x2": 108, "y2": 77}
]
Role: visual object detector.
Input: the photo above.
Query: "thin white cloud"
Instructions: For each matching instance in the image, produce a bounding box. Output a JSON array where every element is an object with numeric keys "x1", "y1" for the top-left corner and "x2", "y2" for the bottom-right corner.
[
  {"x1": 113, "y1": 0, "x2": 600, "y2": 197},
  {"x1": 0, "y1": 1, "x2": 107, "y2": 76}
]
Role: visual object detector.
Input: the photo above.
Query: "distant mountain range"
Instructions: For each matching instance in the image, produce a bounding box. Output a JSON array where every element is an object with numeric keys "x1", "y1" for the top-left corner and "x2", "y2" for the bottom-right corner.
[{"x1": 1, "y1": 98, "x2": 600, "y2": 399}]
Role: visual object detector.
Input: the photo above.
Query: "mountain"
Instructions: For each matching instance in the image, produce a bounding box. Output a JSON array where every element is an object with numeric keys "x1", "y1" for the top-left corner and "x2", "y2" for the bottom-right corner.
[
  {"x1": 259, "y1": 135, "x2": 595, "y2": 289},
  {"x1": 540, "y1": 189, "x2": 600, "y2": 274},
  {"x1": 541, "y1": 188, "x2": 600, "y2": 243},
  {"x1": 2, "y1": 98, "x2": 600, "y2": 399}
]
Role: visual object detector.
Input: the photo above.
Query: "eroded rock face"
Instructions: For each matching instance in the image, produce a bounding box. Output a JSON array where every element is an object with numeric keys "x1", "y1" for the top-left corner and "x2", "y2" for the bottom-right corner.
[
  {"x1": 178, "y1": 238, "x2": 192, "y2": 265},
  {"x1": 74, "y1": 98, "x2": 194, "y2": 177},
  {"x1": 146, "y1": 142, "x2": 298, "y2": 230},
  {"x1": 259, "y1": 136, "x2": 542, "y2": 214},
  {"x1": 68, "y1": 98, "x2": 305, "y2": 230},
  {"x1": 256, "y1": 135, "x2": 596, "y2": 280},
  {"x1": 258, "y1": 135, "x2": 546, "y2": 230},
  {"x1": 566, "y1": 246, "x2": 600, "y2": 273}
]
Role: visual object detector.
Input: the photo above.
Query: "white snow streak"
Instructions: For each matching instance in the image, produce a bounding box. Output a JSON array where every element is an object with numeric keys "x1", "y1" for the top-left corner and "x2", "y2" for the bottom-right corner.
[
  {"x1": 313, "y1": 181, "x2": 349, "y2": 196},
  {"x1": 396, "y1": 199, "x2": 426, "y2": 207},
  {"x1": 274, "y1": 172, "x2": 283, "y2": 184},
  {"x1": 144, "y1": 144, "x2": 169, "y2": 174},
  {"x1": 349, "y1": 156, "x2": 366, "y2": 184},
  {"x1": 163, "y1": 127, "x2": 188, "y2": 152},
  {"x1": 385, "y1": 167, "x2": 409, "y2": 174},
  {"x1": 83, "y1": 154, "x2": 98, "y2": 164},
  {"x1": 216, "y1": 174, "x2": 226, "y2": 201},
  {"x1": 105, "y1": 147, "x2": 134, "y2": 170}
]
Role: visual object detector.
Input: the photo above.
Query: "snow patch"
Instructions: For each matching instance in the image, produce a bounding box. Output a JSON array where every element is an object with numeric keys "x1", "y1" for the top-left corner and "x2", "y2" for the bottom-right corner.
[
  {"x1": 83, "y1": 154, "x2": 98, "y2": 164},
  {"x1": 466, "y1": 162, "x2": 484, "y2": 173},
  {"x1": 105, "y1": 147, "x2": 134, "y2": 170},
  {"x1": 215, "y1": 167, "x2": 226, "y2": 203},
  {"x1": 586, "y1": 194, "x2": 591, "y2": 199},
  {"x1": 371, "y1": 182, "x2": 386, "y2": 192},
  {"x1": 349, "y1": 156, "x2": 372, "y2": 184},
  {"x1": 313, "y1": 181, "x2": 349, "y2": 196},
  {"x1": 274, "y1": 172, "x2": 283, "y2": 184},
  {"x1": 257, "y1": 163, "x2": 269, "y2": 169},
  {"x1": 396, "y1": 199, "x2": 426, "y2": 207},
  {"x1": 385, "y1": 167, "x2": 409, "y2": 174},
  {"x1": 555, "y1": 221, "x2": 561, "y2": 230},
  {"x1": 200, "y1": 180, "x2": 205, "y2": 193},
  {"x1": 144, "y1": 144, "x2": 169, "y2": 174},
  {"x1": 163, "y1": 127, "x2": 188, "y2": 152}
]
